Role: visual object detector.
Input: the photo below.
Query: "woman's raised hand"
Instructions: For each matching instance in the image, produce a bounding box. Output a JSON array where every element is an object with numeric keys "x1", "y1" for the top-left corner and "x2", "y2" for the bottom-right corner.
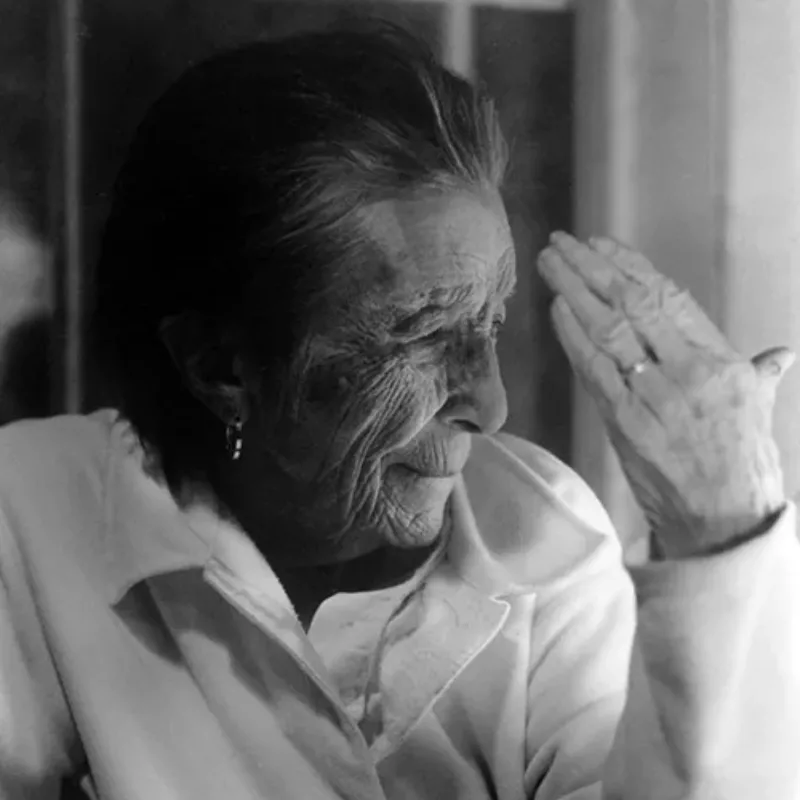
[{"x1": 538, "y1": 232, "x2": 793, "y2": 558}]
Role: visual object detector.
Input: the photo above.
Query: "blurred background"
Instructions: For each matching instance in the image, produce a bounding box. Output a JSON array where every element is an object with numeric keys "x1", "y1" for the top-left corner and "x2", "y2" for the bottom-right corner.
[{"x1": 1, "y1": 0, "x2": 799, "y2": 562}]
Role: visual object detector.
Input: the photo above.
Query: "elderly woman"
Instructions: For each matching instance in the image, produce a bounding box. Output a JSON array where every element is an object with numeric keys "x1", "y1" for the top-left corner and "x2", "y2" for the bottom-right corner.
[{"x1": 1, "y1": 23, "x2": 799, "y2": 800}]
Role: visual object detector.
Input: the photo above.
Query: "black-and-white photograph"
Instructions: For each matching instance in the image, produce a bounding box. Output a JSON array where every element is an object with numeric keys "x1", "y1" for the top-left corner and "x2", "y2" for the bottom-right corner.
[{"x1": 1, "y1": 1, "x2": 799, "y2": 797}]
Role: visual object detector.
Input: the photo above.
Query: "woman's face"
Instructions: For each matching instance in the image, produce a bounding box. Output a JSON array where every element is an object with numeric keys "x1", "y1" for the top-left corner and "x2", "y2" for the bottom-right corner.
[{"x1": 244, "y1": 188, "x2": 516, "y2": 565}]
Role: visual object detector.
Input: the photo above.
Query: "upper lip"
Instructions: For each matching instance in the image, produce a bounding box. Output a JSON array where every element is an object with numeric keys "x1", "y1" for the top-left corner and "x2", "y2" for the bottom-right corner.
[
  {"x1": 391, "y1": 435, "x2": 472, "y2": 478},
  {"x1": 398, "y1": 449, "x2": 469, "y2": 478}
]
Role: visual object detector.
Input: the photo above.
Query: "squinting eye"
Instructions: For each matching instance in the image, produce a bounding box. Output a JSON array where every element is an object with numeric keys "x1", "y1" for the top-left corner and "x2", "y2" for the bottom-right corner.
[{"x1": 415, "y1": 327, "x2": 448, "y2": 346}]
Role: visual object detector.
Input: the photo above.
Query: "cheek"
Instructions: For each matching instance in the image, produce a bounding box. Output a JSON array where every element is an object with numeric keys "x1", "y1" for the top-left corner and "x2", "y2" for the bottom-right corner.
[
  {"x1": 338, "y1": 356, "x2": 447, "y2": 457},
  {"x1": 272, "y1": 353, "x2": 447, "y2": 478},
  {"x1": 375, "y1": 361, "x2": 447, "y2": 449}
]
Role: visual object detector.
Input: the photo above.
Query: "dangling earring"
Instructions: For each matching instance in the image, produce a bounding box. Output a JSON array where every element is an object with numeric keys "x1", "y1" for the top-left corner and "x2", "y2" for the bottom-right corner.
[{"x1": 225, "y1": 416, "x2": 244, "y2": 461}]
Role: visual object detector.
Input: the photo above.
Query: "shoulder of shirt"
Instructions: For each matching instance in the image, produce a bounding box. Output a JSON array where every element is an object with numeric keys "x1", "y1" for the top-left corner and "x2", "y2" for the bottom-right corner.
[
  {"x1": 0, "y1": 412, "x2": 118, "y2": 575},
  {"x1": 0, "y1": 409, "x2": 118, "y2": 470},
  {"x1": 0, "y1": 410, "x2": 122, "y2": 520}
]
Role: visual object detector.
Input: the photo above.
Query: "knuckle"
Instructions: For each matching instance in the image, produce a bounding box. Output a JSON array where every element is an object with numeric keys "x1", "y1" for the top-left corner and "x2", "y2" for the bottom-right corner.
[
  {"x1": 620, "y1": 279, "x2": 673, "y2": 321},
  {"x1": 668, "y1": 287, "x2": 696, "y2": 317},
  {"x1": 621, "y1": 282, "x2": 652, "y2": 310},
  {"x1": 652, "y1": 280, "x2": 682, "y2": 311},
  {"x1": 688, "y1": 363, "x2": 757, "y2": 415},
  {"x1": 595, "y1": 314, "x2": 630, "y2": 348}
]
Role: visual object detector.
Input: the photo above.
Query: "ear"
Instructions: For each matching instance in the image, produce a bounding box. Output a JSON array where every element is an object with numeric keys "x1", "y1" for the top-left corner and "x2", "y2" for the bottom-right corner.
[{"x1": 159, "y1": 311, "x2": 254, "y2": 426}]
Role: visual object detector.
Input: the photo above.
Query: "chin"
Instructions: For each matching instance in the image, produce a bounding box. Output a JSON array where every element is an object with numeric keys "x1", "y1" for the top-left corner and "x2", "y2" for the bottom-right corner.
[{"x1": 380, "y1": 474, "x2": 455, "y2": 549}]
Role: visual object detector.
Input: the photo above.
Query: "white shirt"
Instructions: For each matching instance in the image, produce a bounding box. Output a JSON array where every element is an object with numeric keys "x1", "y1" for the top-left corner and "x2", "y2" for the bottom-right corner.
[{"x1": 0, "y1": 410, "x2": 799, "y2": 799}]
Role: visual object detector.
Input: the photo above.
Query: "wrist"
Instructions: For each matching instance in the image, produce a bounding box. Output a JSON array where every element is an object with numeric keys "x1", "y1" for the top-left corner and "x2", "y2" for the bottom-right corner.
[{"x1": 653, "y1": 503, "x2": 786, "y2": 560}]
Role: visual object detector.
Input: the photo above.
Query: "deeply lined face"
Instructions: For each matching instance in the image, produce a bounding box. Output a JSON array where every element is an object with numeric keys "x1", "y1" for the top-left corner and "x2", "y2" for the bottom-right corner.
[{"x1": 253, "y1": 188, "x2": 516, "y2": 564}]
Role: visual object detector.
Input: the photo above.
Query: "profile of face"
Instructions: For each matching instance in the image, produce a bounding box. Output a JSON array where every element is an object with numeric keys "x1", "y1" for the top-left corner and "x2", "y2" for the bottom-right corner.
[{"x1": 216, "y1": 188, "x2": 515, "y2": 566}]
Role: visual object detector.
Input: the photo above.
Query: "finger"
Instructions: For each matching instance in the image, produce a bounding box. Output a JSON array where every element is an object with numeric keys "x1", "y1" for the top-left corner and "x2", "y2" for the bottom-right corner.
[
  {"x1": 538, "y1": 247, "x2": 646, "y2": 366},
  {"x1": 550, "y1": 234, "x2": 686, "y2": 366},
  {"x1": 589, "y1": 236, "x2": 621, "y2": 258},
  {"x1": 550, "y1": 234, "x2": 675, "y2": 353},
  {"x1": 590, "y1": 236, "x2": 736, "y2": 364},
  {"x1": 655, "y1": 290, "x2": 737, "y2": 361},
  {"x1": 548, "y1": 231, "x2": 627, "y2": 303},
  {"x1": 537, "y1": 245, "x2": 610, "y2": 324},
  {"x1": 552, "y1": 298, "x2": 667, "y2": 426},
  {"x1": 550, "y1": 296, "x2": 626, "y2": 410},
  {"x1": 542, "y1": 235, "x2": 731, "y2": 384},
  {"x1": 588, "y1": 236, "x2": 660, "y2": 287}
]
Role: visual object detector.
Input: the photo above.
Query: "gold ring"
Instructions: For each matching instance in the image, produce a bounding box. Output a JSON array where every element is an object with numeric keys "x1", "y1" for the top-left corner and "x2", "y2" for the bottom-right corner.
[{"x1": 621, "y1": 358, "x2": 651, "y2": 379}]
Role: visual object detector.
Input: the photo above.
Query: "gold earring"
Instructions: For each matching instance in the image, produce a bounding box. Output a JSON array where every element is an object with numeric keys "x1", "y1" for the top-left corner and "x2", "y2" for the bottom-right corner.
[{"x1": 225, "y1": 417, "x2": 244, "y2": 461}]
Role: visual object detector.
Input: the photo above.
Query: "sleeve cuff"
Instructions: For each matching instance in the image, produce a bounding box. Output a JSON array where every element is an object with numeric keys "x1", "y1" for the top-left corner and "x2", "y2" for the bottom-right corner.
[{"x1": 627, "y1": 501, "x2": 798, "y2": 603}]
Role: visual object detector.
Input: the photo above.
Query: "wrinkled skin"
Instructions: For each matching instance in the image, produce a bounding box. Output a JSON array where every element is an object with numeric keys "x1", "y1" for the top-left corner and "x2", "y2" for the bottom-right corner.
[
  {"x1": 183, "y1": 188, "x2": 515, "y2": 616},
  {"x1": 538, "y1": 232, "x2": 793, "y2": 559}
]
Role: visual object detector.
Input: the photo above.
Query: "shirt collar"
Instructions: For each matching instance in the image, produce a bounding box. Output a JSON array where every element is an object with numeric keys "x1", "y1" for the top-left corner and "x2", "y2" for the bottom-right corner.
[
  {"x1": 99, "y1": 415, "x2": 426, "y2": 621},
  {"x1": 99, "y1": 415, "x2": 265, "y2": 607},
  {"x1": 451, "y1": 434, "x2": 615, "y2": 596},
  {"x1": 99, "y1": 416, "x2": 611, "y2": 609}
]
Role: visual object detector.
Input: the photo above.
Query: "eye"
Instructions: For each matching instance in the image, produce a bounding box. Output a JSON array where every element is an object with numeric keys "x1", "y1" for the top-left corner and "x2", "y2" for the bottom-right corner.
[{"x1": 413, "y1": 326, "x2": 449, "y2": 347}]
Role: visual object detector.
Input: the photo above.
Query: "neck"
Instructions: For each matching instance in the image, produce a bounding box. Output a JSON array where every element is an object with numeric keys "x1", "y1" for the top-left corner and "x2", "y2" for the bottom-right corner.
[
  {"x1": 205, "y1": 453, "x2": 441, "y2": 629},
  {"x1": 271, "y1": 541, "x2": 440, "y2": 630}
]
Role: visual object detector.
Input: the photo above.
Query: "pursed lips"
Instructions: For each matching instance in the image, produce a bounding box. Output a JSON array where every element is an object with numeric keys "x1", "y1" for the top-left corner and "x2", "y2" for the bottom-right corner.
[{"x1": 394, "y1": 437, "x2": 473, "y2": 479}]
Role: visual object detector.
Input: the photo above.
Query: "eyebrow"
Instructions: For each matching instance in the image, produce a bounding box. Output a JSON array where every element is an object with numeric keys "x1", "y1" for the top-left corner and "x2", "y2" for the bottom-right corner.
[
  {"x1": 390, "y1": 273, "x2": 516, "y2": 337},
  {"x1": 391, "y1": 302, "x2": 454, "y2": 337}
]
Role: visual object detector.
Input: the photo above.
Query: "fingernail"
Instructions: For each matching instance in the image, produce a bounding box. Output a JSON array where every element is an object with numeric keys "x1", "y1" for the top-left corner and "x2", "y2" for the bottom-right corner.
[
  {"x1": 549, "y1": 230, "x2": 567, "y2": 244},
  {"x1": 538, "y1": 246, "x2": 562, "y2": 267},
  {"x1": 588, "y1": 236, "x2": 607, "y2": 254},
  {"x1": 590, "y1": 236, "x2": 615, "y2": 255}
]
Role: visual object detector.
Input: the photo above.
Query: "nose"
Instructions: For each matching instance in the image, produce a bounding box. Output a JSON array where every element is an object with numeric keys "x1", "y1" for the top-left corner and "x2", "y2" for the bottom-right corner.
[{"x1": 438, "y1": 342, "x2": 508, "y2": 436}]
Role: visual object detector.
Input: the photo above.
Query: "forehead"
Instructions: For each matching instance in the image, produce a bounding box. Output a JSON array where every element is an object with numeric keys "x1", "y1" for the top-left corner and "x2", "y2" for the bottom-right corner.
[{"x1": 353, "y1": 189, "x2": 516, "y2": 312}]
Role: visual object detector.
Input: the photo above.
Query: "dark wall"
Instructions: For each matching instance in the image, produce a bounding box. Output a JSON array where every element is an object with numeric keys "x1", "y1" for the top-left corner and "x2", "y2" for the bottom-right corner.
[
  {"x1": 0, "y1": 0, "x2": 54, "y2": 424},
  {"x1": 0, "y1": 0, "x2": 50, "y2": 238},
  {"x1": 79, "y1": 0, "x2": 444, "y2": 281},
  {"x1": 477, "y1": 8, "x2": 573, "y2": 459}
]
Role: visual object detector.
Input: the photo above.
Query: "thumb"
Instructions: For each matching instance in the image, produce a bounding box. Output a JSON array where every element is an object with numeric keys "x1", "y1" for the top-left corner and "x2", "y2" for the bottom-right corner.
[{"x1": 752, "y1": 346, "x2": 796, "y2": 386}]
